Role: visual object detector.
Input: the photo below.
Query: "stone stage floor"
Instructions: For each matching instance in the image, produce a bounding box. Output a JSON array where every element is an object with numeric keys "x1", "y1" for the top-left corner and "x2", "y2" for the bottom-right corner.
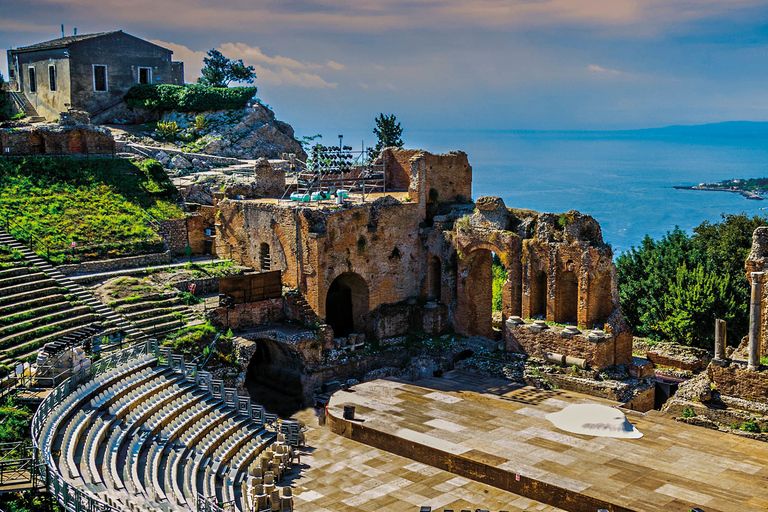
[
  {"x1": 289, "y1": 408, "x2": 563, "y2": 512},
  {"x1": 326, "y1": 371, "x2": 768, "y2": 512}
]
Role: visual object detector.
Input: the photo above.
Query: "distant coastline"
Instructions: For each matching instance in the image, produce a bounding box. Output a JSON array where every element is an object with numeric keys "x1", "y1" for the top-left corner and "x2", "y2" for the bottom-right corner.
[{"x1": 674, "y1": 181, "x2": 765, "y2": 201}]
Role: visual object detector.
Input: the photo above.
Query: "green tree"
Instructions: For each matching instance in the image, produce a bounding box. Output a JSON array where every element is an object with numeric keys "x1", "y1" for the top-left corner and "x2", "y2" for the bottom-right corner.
[
  {"x1": 198, "y1": 49, "x2": 256, "y2": 88},
  {"x1": 616, "y1": 227, "x2": 706, "y2": 338},
  {"x1": 656, "y1": 264, "x2": 739, "y2": 346},
  {"x1": 373, "y1": 113, "x2": 404, "y2": 154},
  {"x1": 617, "y1": 213, "x2": 767, "y2": 346},
  {"x1": 691, "y1": 213, "x2": 768, "y2": 339},
  {"x1": 0, "y1": 72, "x2": 10, "y2": 121}
]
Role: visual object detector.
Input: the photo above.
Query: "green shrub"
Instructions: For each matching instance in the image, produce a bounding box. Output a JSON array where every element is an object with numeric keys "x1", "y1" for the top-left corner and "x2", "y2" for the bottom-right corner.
[
  {"x1": 681, "y1": 407, "x2": 695, "y2": 418},
  {"x1": 492, "y1": 261, "x2": 506, "y2": 312},
  {"x1": 156, "y1": 120, "x2": 181, "y2": 139},
  {"x1": 741, "y1": 420, "x2": 761, "y2": 433},
  {"x1": 124, "y1": 84, "x2": 256, "y2": 112},
  {"x1": 177, "y1": 291, "x2": 201, "y2": 305},
  {"x1": 193, "y1": 114, "x2": 209, "y2": 131}
]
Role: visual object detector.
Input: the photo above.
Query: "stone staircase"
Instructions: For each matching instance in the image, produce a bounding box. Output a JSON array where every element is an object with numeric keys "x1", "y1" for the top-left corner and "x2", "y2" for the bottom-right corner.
[
  {"x1": 0, "y1": 230, "x2": 144, "y2": 366},
  {"x1": 18, "y1": 93, "x2": 46, "y2": 123},
  {"x1": 109, "y1": 292, "x2": 201, "y2": 339},
  {"x1": 285, "y1": 290, "x2": 320, "y2": 326}
]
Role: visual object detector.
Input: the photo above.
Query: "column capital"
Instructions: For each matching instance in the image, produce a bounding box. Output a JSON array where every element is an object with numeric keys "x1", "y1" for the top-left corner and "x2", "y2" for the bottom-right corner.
[{"x1": 751, "y1": 271, "x2": 765, "y2": 280}]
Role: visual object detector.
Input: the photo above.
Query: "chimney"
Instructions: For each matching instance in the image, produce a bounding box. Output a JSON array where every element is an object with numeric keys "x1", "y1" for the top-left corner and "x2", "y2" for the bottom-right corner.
[
  {"x1": 61, "y1": 24, "x2": 65, "y2": 38},
  {"x1": 74, "y1": 28, "x2": 77, "y2": 36}
]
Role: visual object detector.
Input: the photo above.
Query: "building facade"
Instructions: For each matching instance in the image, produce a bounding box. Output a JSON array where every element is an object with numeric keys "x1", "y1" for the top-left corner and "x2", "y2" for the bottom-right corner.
[{"x1": 7, "y1": 30, "x2": 184, "y2": 121}]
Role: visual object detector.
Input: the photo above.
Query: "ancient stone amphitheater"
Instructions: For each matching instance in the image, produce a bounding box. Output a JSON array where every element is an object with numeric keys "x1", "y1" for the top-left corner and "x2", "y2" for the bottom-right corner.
[{"x1": 32, "y1": 340, "x2": 301, "y2": 512}]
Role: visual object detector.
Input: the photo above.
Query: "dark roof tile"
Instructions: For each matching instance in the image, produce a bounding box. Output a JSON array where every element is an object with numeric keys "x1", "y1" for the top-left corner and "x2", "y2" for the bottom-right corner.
[{"x1": 13, "y1": 31, "x2": 120, "y2": 52}]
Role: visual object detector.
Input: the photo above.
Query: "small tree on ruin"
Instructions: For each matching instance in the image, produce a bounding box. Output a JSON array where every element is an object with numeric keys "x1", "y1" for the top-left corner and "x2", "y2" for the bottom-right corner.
[
  {"x1": 373, "y1": 113, "x2": 404, "y2": 155},
  {"x1": 198, "y1": 49, "x2": 256, "y2": 88}
]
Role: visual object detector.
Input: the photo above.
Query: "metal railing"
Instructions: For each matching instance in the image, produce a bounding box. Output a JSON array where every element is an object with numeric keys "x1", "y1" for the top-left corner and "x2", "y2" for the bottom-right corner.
[
  {"x1": 0, "y1": 212, "x2": 57, "y2": 263},
  {"x1": 7, "y1": 90, "x2": 26, "y2": 116},
  {"x1": 0, "y1": 441, "x2": 46, "y2": 491},
  {"x1": 30, "y1": 338, "x2": 277, "y2": 512}
]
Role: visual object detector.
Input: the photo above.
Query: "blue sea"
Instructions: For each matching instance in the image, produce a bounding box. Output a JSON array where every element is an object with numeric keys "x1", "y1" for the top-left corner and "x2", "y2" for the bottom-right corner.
[{"x1": 407, "y1": 127, "x2": 768, "y2": 256}]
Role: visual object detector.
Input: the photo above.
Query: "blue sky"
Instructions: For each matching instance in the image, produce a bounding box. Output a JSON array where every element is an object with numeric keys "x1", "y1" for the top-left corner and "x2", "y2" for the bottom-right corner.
[{"x1": 4, "y1": 0, "x2": 768, "y2": 144}]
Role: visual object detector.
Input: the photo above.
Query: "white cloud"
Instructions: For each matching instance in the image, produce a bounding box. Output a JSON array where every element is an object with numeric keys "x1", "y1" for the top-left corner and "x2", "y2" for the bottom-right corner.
[
  {"x1": 150, "y1": 40, "x2": 339, "y2": 88},
  {"x1": 588, "y1": 64, "x2": 623, "y2": 75}
]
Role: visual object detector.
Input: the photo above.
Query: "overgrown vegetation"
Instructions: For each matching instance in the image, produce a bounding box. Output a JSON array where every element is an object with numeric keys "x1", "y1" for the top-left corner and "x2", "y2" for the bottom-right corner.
[
  {"x1": 0, "y1": 72, "x2": 10, "y2": 121},
  {"x1": 125, "y1": 84, "x2": 256, "y2": 112},
  {"x1": 162, "y1": 322, "x2": 217, "y2": 358},
  {"x1": 617, "y1": 213, "x2": 767, "y2": 348},
  {"x1": 492, "y1": 255, "x2": 506, "y2": 312},
  {"x1": 0, "y1": 397, "x2": 30, "y2": 443},
  {"x1": 0, "y1": 158, "x2": 182, "y2": 263}
]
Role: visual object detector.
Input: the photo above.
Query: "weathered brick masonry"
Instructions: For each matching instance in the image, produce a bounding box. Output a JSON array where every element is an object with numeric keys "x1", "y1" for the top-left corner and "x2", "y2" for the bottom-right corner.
[{"x1": 215, "y1": 147, "x2": 631, "y2": 362}]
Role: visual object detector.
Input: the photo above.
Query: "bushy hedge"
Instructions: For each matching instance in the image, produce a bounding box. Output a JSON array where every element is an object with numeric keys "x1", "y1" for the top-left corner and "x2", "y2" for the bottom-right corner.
[{"x1": 124, "y1": 84, "x2": 256, "y2": 112}]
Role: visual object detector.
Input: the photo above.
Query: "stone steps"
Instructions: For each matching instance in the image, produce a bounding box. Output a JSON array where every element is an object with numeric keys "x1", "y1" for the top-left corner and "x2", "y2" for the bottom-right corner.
[{"x1": 0, "y1": 230, "x2": 145, "y2": 354}]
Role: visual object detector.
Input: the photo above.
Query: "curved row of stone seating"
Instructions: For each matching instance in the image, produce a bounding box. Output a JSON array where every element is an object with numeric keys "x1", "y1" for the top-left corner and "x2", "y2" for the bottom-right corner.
[{"x1": 41, "y1": 354, "x2": 288, "y2": 512}]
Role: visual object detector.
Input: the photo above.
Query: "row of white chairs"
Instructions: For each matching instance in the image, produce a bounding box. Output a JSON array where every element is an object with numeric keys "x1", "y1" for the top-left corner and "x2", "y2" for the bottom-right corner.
[{"x1": 127, "y1": 382, "x2": 185, "y2": 425}]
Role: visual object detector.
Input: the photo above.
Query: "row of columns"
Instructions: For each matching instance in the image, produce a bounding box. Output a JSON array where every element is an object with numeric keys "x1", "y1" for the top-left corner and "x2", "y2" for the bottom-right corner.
[{"x1": 713, "y1": 271, "x2": 763, "y2": 370}]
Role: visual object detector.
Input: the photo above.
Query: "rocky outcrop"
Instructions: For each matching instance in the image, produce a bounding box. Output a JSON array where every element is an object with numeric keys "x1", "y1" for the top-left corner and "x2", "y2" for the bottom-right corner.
[{"x1": 160, "y1": 102, "x2": 306, "y2": 161}]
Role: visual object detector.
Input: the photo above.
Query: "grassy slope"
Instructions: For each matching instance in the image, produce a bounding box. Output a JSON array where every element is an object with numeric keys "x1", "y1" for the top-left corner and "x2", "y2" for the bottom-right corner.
[{"x1": 0, "y1": 158, "x2": 183, "y2": 263}]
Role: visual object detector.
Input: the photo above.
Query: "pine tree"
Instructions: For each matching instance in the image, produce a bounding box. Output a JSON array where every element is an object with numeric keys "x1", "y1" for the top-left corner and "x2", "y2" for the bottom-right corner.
[
  {"x1": 198, "y1": 49, "x2": 256, "y2": 88},
  {"x1": 372, "y1": 114, "x2": 403, "y2": 154}
]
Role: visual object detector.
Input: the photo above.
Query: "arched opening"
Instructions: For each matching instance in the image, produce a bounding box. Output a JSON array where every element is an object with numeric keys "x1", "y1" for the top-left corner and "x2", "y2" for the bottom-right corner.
[
  {"x1": 588, "y1": 273, "x2": 613, "y2": 328},
  {"x1": 428, "y1": 256, "x2": 442, "y2": 301},
  {"x1": 259, "y1": 243, "x2": 271, "y2": 272},
  {"x1": 530, "y1": 271, "x2": 548, "y2": 319},
  {"x1": 459, "y1": 249, "x2": 494, "y2": 338},
  {"x1": 245, "y1": 338, "x2": 305, "y2": 417},
  {"x1": 556, "y1": 270, "x2": 579, "y2": 324},
  {"x1": 325, "y1": 272, "x2": 369, "y2": 337}
]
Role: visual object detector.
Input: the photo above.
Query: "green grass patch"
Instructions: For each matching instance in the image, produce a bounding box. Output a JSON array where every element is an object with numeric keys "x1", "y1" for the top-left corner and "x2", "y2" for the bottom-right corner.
[
  {"x1": 162, "y1": 322, "x2": 217, "y2": 358},
  {"x1": 0, "y1": 157, "x2": 183, "y2": 263}
]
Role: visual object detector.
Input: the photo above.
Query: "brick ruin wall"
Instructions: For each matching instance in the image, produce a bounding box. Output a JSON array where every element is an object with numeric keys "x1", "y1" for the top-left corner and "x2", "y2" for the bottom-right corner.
[
  {"x1": 215, "y1": 148, "x2": 630, "y2": 362},
  {"x1": 507, "y1": 323, "x2": 632, "y2": 369},
  {"x1": 710, "y1": 363, "x2": 768, "y2": 401},
  {"x1": 0, "y1": 125, "x2": 115, "y2": 155}
]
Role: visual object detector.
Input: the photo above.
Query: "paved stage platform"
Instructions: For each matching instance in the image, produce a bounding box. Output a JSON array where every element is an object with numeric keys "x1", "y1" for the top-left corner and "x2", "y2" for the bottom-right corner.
[{"x1": 327, "y1": 371, "x2": 768, "y2": 512}]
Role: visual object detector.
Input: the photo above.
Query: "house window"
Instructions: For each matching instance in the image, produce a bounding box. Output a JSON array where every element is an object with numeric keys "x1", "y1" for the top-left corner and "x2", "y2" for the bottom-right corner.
[
  {"x1": 28, "y1": 67, "x2": 36, "y2": 93},
  {"x1": 48, "y1": 65, "x2": 57, "y2": 92},
  {"x1": 138, "y1": 67, "x2": 152, "y2": 85},
  {"x1": 93, "y1": 64, "x2": 108, "y2": 92},
  {"x1": 9, "y1": 69, "x2": 14, "y2": 79}
]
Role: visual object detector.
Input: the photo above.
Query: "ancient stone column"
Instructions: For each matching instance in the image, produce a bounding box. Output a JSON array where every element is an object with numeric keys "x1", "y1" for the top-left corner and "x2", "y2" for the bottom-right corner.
[
  {"x1": 714, "y1": 318, "x2": 727, "y2": 361},
  {"x1": 748, "y1": 272, "x2": 764, "y2": 370}
]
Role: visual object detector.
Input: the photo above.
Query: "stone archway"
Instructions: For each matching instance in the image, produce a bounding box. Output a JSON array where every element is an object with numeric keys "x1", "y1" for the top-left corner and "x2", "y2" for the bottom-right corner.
[
  {"x1": 556, "y1": 270, "x2": 579, "y2": 324},
  {"x1": 325, "y1": 272, "x2": 369, "y2": 337},
  {"x1": 530, "y1": 270, "x2": 548, "y2": 319},
  {"x1": 244, "y1": 337, "x2": 305, "y2": 417},
  {"x1": 456, "y1": 248, "x2": 494, "y2": 338}
]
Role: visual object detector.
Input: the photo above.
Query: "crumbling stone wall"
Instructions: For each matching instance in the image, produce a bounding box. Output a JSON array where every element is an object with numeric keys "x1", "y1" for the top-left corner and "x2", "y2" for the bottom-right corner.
[
  {"x1": 158, "y1": 218, "x2": 188, "y2": 254},
  {"x1": 506, "y1": 321, "x2": 631, "y2": 369},
  {"x1": 0, "y1": 124, "x2": 114, "y2": 155},
  {"x1": 710, "y1": 364, "x2": 768, "y2": 402},
  {"x1": 216, "y1": 149, "x2": 628, "y2": 351},
  {"x1": 745, "y1": 226, "x2": 768, "y2": 357}
]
